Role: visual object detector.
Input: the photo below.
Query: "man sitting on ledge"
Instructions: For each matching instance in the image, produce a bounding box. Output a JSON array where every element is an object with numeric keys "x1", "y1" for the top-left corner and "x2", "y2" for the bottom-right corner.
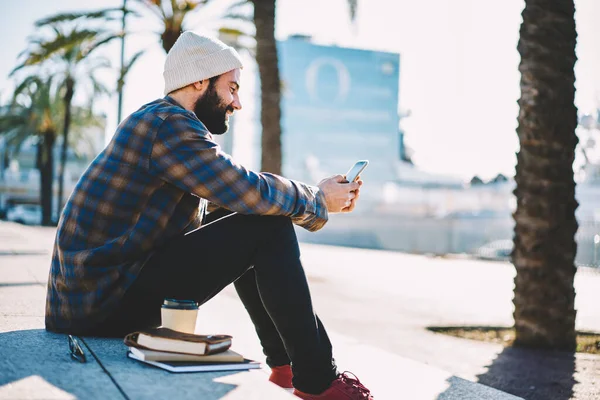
[{"x1": 45, "y1": 31, "x2": 372, "y2": 400}]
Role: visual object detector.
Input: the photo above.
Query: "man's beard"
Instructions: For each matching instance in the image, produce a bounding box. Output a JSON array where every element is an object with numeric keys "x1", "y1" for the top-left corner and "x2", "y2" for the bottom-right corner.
[{"x1": 193, "y1": 84, "x2": 233, "y2": 135}]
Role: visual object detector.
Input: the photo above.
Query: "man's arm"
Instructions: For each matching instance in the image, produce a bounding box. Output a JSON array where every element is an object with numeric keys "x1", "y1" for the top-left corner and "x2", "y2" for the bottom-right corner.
[{"x1": 150, "y1": 112, "x2": 328, "y2": 231}]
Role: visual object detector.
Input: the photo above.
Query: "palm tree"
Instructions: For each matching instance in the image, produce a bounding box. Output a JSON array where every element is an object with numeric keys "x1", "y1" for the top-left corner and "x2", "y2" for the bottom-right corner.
[
  {"x1": 35, "y1": 5, "x2": 142, "y2": 126},
  {"x1": 247, "y1": 0, "x2": 357, "y2": 174},
  {"x1": 12, "y1": 25, "x2": 116, "y2": 218},
  {"x1": 0, "y1": 76, "x2": 60, "y2": 225},
  {"x1": 40, "y1": 0, "x2": 356, "y2": 176},
  {"x1": 36, "y1": 1, "x2": 236, "y2": 124},
  {"x1": 140, "y1": 0, "x2": 208, "y2": 53},
  {"x1": 250, "y1": 0, "x2": 280, "y2": 174},
  {"x1": 512, "y1": 0, "x2": 578, "y2": 350},
  {"x1": 39, "y1": 1, "x2": 221, "y2": 54}
]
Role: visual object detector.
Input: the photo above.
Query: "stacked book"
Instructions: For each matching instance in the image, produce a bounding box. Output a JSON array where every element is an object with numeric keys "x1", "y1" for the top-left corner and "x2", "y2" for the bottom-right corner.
[{"x1": 124, "y1": 327, "x2": 260, "y2": 373}]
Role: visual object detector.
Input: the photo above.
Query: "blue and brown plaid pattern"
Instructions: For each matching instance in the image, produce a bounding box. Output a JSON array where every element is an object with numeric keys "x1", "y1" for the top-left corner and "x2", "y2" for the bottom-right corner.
[{"x1": 45, "y1": 96, "x2": 328, "y2": 332}]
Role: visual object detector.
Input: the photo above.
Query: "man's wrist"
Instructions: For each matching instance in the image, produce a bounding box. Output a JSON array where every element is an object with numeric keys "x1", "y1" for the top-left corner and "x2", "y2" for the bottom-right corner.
[{"x1": 313, "y1": 185, "x2": 329, "y2": 221}]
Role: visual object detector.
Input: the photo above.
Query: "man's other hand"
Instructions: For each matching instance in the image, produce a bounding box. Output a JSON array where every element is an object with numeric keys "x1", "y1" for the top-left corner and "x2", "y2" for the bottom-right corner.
[{"x1": 317, "y1": 175, "x2": 362, "y2": 213}]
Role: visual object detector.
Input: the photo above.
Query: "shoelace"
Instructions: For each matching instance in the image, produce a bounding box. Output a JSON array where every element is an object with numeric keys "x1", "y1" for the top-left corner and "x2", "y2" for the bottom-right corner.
[{"x1": 338, "y1": 371, "x2": 371, "y2": 398}]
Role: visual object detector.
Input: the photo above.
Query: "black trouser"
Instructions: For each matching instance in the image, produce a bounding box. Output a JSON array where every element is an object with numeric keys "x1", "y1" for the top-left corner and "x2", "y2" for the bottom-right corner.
[{"x1": 94, "y1": 209, "x2": 337, "y2": 394}]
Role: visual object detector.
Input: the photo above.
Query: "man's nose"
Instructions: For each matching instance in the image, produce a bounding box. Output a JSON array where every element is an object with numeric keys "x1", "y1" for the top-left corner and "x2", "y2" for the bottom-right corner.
[{"x1": 232, "y1": 96, "x2": 242, "y2": 111}]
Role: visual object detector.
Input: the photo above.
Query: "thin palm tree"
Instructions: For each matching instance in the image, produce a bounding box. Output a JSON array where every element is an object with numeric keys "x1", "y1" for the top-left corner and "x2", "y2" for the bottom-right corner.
[
  {"x1": 12, "y1": 25, "x2": 116, "y2": 218},
  {"x1": 0, "y1": 76, "x2": 60, "y2": 225},
  {"x1": 245, "y1": 0, "x2": 358, "y2": 174},
  {"x1": 512, "y1": 0, "x2": 578, "y2": 350},
  {"x1": 250, "y1": 0, "x2": 280, "y2": 174}
]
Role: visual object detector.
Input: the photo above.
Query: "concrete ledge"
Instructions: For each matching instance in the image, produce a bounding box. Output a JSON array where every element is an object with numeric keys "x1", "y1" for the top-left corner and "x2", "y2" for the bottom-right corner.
[
  {"x1": 0, "y1": 328, "x2": 124, "y2": 400},
  {"x1": 82, "y1": 337, "x2": 295, "y2": 399},
  {"x1": 0, "y1": 223, "x2": 550, "y2": 399}
]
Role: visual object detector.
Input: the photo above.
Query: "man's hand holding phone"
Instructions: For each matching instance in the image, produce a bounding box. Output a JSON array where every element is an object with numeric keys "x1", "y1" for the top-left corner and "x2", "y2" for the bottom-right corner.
[
  {"x1": 317, "y1": 175, "x2": 361, "y2": 213},
  {"x1": 317, "y1": 160, "x2": 367, "y2": 213}
]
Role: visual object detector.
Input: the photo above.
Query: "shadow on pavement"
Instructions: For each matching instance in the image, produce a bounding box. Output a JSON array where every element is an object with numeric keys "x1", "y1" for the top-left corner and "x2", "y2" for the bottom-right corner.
[
  {"x1": 475, "y1": 346, "x2": 576, "y2": 400},
  {"x1": 0, "y1": 329, "x2": 238, "y2": 399},
  {"x1": 0, "y1": 329, "x2": 119, "y2": 398}
]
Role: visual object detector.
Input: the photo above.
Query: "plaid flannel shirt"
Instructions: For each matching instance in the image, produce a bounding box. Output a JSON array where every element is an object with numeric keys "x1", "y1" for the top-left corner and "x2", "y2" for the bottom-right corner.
[{"x1": 45, "y1": 96, "x2": 328, "y2": 332}]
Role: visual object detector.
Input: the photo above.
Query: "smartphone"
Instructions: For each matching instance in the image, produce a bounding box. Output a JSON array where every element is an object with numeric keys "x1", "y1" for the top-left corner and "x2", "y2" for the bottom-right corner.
[{"x1": 344, "y1": 160, "x2": 369, "y2": 183}]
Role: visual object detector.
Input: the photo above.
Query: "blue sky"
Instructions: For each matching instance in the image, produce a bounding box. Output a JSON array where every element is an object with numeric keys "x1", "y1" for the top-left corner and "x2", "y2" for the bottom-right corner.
[{"x1": 1, "y1": 0, "x2": 599, "y2": 180}]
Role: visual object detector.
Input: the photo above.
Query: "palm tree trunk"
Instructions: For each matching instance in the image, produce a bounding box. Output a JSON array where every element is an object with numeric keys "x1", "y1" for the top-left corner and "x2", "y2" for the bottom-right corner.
[
  {"x1": 513, "y1": 0, "x2": 578, "y2": 351},
  {"x1": 56, "y1": 76, "x2": 75, "y2": 219},
  {"x1": 39, "y1": 132, "x2": 55, "y2": 226},
  {"x1": 253, "y1": 0, "x2": 282, "y2": 175},
  {"x1": 161, "y1": 26, "x2": 180, "y2": 53}
]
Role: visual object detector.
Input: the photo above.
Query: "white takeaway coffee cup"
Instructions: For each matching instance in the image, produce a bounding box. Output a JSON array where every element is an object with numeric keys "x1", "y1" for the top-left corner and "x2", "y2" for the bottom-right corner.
[{"x1": 160, "y1": 298, "x2": 199, "y2": 334}]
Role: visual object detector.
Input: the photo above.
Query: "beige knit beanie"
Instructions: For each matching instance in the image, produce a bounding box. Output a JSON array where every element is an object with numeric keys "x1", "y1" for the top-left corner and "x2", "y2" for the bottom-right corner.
[{"x1": 163, "y1": 31, "x2": 244, "y2": 95}]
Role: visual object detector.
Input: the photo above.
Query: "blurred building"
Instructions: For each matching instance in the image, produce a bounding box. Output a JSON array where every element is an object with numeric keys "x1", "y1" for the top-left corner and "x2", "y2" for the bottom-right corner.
[
  {"x1": 212, "y1": 36, "x2": 403, "y2": 205},
  {"x1": 278, "y1": 37, "x2": 401, "y2": 203}
]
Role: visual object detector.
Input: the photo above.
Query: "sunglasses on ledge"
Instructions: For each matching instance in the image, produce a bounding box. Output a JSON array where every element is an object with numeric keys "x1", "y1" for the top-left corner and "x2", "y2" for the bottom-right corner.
[{"x1": 68, "y1": 335, "x2": 86, "y2": 363}]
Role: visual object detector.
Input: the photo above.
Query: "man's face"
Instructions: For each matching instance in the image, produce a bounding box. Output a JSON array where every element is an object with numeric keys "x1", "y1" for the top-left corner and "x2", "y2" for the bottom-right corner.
[{"x1": 193, "y1": 69, "x2": 242, "y2": 135}]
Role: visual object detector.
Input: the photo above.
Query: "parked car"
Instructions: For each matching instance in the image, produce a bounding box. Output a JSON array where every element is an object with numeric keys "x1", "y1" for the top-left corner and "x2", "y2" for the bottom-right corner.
[
  {"x1": 6, "y1": 205, "x2": 42, "y2": 225},
  {"x1": 474, "y1": 239, "x2": 513, "y2": 261}
]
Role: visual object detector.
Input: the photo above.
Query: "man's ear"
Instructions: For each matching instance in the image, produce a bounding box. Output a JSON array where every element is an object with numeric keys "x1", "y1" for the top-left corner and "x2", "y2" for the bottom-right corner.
[{"x1": 192, "y1": 80, "x2": 204, "y2": 90}]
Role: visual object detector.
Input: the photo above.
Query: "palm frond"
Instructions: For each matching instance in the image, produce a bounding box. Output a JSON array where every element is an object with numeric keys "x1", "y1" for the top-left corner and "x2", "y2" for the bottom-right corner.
[
  {"x1": 0, "y1": 123, "x2": 36, "y2": 162},
  {"x1": 4, "y1": 74, "x2": 60, "y2": 142},
  {"x1": 136, "y1": 0, "x2": 168, "y2": 20},
  {"x1": 181, "y1": 0, "x2": 202, "y2": 12},
  {"x1": 122, "y1": 50, "x2": 145, "y2": 78},
  {"x1": 10, "y1": 53, "x2": 46, "y2": 75},
  {"x1": 12, "y1": 76, "x2": 44, "y2": 98},
  {"x1": 218, "y1": 26, "x2": 255, "y2": 50},
  {"x1": 226, "y1": 0, "x2": 250, "y2": 13},
  {"x1": 2, "y1": 129, "x2": 21, "y2": 146},
  {"x1": 87, "y1": 56, "x2": 113, "y2": 71},
  {"x1": 222, "y1": 12, "x2": 254, "y2": 23},
  {"x1": 10, "y1": 130, "x2": 37, "y2": 157},
  {"x1": 16, "y1": 29, "x2": 103, "y2": 71},
  {"x1": 0, "y1": 115, "x2": 28, "y2": 132},
  {"x1": 78, "y1": 33, "x2": 122, "y2": 60},
  {"x1": 89, "y1": 75, "x2": 110, "y2": 96},
  {"x1": 45, "y1": 28, "x2": 103, "y2": 54},
  {"x1": 0, "y1": 128, "x2": 19, "y2": 142},
  {"x1": 35, "y1": 8, "x2": 125, "y2": 27}
]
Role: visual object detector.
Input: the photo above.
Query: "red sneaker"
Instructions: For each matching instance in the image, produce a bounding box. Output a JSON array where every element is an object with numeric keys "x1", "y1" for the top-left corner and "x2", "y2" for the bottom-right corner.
[
  {"x1": 269, "y1": 364, "x2": 293, "y2": 389},
  {"x1": 293, "y1": 372, "x2": 373, "y2": 399}
]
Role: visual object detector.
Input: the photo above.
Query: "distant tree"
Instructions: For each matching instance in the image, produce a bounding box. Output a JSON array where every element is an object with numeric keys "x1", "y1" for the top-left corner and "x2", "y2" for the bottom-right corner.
[
  {"x1": 470, "y1": 176, "x2": 484, "y2": 185},
  {"x1": 39, "y1": 1, "x2": 228, "y2": 54},
  {"x1": 12, "y1": 25, "x2": 116, "y2": 218},
  {"x1": 491, "y1": 173, "x2": 509, "y2": 184},
  {"x1": 41, "y1": 0, "x2": 358, "y2": 176},
  {"x1": 512, "y1": 0, "x2": 578, "y2": 350},
  {"x1": 37, "y1": 1, "x2": 243, "y2": 124},
  {"x1": 0, "y1": 76, "x2": 60, "y2": 225}
]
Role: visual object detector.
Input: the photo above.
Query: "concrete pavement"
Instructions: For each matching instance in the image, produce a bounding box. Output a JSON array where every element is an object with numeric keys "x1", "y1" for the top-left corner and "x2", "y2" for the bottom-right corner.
[
  {"x1": 1, "y1": 220, "x2": 598, "y2": 399},
  {"x1": 0, "y1": 222, "x2": 295, "y2": 400}
]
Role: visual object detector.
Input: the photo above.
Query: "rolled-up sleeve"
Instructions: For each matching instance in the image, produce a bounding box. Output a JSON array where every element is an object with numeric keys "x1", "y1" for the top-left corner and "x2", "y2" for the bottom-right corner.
[{"x1": 150, "y1": 112, "x2": 328, "y2": 231}]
